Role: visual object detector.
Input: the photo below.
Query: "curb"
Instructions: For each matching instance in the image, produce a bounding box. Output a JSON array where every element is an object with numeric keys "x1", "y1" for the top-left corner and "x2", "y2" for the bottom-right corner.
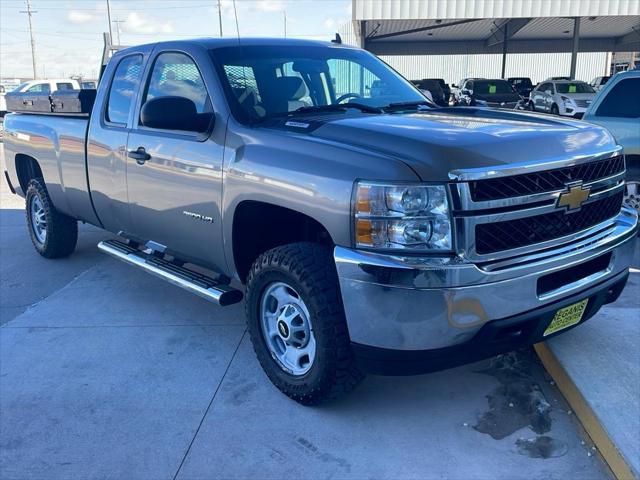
[{"x1": 535, "y1": 342, "x2": 636, "y2": 480}]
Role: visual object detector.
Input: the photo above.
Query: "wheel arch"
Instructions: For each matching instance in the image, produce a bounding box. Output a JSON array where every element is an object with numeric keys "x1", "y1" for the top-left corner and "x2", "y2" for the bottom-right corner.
[
  {"x1": 15, "y1": 153, "x2": 44, "y2": 194},
  {"x1": 231, "y1": 200, "x2": 335, "y2": 283}
]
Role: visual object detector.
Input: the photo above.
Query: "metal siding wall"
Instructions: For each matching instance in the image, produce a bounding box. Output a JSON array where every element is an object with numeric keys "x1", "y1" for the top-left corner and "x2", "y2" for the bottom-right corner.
[
  {"x1": 379, "y1": 52, "x2": 609, "y2": 84},
  {"x1": 354, "y1": 0, "x2": 640, "y2": 21},
  {"x1": 338, "y1": 23, "x2": 609, "y2": 84}
]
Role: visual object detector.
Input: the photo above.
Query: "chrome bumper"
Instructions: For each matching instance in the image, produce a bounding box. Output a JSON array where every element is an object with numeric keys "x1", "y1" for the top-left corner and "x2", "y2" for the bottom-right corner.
[{"x1": 334, "y1": 208, "x2": 638, "y2": 351}]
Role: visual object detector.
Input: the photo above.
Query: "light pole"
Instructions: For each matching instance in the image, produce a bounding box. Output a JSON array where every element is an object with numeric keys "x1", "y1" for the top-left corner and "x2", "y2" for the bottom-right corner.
[
  {"x1": 20, "y1": 0, "x2": 38, "y2": 79},
  {"x1": 284, "y1": 10, "x2": 287, "y2": 37},
  {"x1": 106, "y1": 0, "x2": 113, "y2": 43},
  {"x1": 216, "y1": 0, "x2": 223, "y2": 37}
]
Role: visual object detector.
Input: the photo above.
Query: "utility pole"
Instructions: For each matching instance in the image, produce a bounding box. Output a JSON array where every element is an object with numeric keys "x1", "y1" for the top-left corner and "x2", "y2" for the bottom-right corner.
[
  {"x1": 216, "y1": 0, "x2": 223, "y2": 37},
  {"x1": 106, "y1": 0, "x2": 113, "y2": 43},
  {"x1": 20, "y1": 0, "x2": 38, "y2": 79},
  {"x1": 113, "y1": 19, "x2": 125, "y2": 46},
  {"x1": 283, "y1": 10, "x2": 287, "y2": 37}
]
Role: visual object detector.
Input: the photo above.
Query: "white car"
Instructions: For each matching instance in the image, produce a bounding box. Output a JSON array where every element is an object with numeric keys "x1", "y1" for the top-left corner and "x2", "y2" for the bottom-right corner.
[
  {"x1": 528, "y1": 80, "x2": 596, "y2": 118},
  {"x1": 0, "y1": 85, "x2": 7, "y2": 115},
  {"x1": 12, "y1": 78, "x2": 80, "y2": 95},
  {"x1": 584, "y1": 69, "x2": 640, "y2": 213}
]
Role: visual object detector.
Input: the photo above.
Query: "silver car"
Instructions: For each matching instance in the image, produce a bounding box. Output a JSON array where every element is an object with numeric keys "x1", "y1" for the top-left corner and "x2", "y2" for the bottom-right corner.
[{"x1": 528, "y1": 80, "x2": 596, "y2": 118}]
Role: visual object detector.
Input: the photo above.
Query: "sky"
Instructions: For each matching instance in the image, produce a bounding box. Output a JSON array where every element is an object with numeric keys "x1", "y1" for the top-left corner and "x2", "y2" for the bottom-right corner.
[{"x1": 0, "y1": 0, "x2": 352, "y2": 80}]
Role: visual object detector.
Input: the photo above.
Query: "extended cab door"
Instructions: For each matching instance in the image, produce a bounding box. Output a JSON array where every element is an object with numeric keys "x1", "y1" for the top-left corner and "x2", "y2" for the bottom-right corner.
[
  {"x1": 87, "y1": 51, "x2": 147, "y2": 234},
  {"x1": 125, "y1": 47, "x2": 227, "y2": 271}
]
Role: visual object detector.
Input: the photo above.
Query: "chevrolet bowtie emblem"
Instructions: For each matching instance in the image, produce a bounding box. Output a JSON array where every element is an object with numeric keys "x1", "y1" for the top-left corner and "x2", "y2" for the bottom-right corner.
[{"x1": 557, "y1": 182, "x2": 591, "y2": 212}]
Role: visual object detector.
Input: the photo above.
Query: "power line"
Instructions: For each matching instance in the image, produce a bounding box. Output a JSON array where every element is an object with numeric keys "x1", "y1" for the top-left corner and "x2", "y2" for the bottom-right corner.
[
  {"x1": 112, "y1": 19, "x2": 126, "y2": 45},
  {"x1": 19, "y1": 0, "x2": 37, "y2": 79}
]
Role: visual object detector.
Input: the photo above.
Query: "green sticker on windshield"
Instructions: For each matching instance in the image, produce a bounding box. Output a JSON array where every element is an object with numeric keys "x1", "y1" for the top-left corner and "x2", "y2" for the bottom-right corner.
[
  {"x1": 569, "y1": 84, "x2": 577, "y2": 93},
  {"x1": 489, "y1": 84, "x2": 497, "y2": 94}
]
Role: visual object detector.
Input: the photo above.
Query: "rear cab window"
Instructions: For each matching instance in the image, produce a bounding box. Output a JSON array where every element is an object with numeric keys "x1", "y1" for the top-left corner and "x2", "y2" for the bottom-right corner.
[
  {"x1": 105, "y1": 54, "x2": 144, "y2": 126},
  {"x1": 56, "y1": 82, "x2": 74, "y2": 91}
]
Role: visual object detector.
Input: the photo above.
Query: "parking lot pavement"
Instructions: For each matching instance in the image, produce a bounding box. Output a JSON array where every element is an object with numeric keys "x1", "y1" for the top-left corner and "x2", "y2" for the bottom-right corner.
[{"x1": 0, "y1": 147, "x2": 612, "y2": 479}]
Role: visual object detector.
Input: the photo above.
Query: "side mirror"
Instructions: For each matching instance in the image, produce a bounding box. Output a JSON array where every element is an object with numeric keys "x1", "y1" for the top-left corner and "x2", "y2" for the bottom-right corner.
[
  {"x1": 461, "y1": 89, "x2": 471, "y2": 95},
  {"x1": 140, "y1": 96, "x2": 212, "y2": 133},
  {"x1": 451, "y1": 84, "x2": 458, "y2": 88}
]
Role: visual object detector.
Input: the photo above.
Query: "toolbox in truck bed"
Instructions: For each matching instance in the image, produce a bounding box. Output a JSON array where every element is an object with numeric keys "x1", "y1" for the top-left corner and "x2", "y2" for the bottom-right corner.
[
  {"x1": 51, "y1": 89, "x2": 96, "y2": 115},
  {"x1": 5, "y1": 91, "x2": 52, "y2": 113},
  {"x1": 5, "y1": 89, "x2": 96, "y2": 116}
]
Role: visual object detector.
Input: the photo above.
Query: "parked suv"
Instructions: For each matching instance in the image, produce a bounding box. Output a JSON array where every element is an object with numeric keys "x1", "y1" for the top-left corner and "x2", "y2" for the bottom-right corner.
[
  {"x1": 529, "y1": 80, "x2": 596, "y2": 117},
  {"x1": 508, "y1": 77, "x2": 534, "y2": 98},
  {"x1": 411, "y1": 79, "x2": 447, "y2": 106},
  {"x1": 584, "y1": 70, "x2": 640, "y2": 213},
  {"x1": 456, "y1": 78, "x2": 522, "y2": 109}
]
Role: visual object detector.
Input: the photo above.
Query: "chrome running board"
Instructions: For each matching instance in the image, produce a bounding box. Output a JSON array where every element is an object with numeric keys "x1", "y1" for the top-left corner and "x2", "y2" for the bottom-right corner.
[{"x1": 98, "y1": 239, "x2": 243, "y2": 307}]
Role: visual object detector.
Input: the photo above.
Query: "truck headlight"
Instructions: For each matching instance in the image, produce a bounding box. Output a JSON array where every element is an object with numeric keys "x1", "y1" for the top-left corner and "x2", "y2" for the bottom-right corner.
[{"x1": 353, "y1": 182, "x2": 453, "y2": 251}]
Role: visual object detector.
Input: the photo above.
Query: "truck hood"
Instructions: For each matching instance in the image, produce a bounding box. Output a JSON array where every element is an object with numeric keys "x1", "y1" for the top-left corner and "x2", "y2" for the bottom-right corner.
[{"x1": 307, "y1": 107, "x2": 616, "y2": 181}]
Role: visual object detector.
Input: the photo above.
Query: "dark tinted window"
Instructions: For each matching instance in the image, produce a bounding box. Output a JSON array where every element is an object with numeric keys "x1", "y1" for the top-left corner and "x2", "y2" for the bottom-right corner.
[
  {"x1": 539, "y1": 82, "x2": 553, "y2": 93},
  {"x1": 144, "y1": 52, "x2": 209, "y2": 113},
  {"x1": 106, "y1": 55, "x2": 143, "y2": 125},
  {"x1": 556, "y1": 82, "x2": 594, "y2": 94},
  {"x1": 56, "y1": 82, "x2": 74, "y2": 90},
  {"x1": 473, "y1": 80, "x2": 514, "y2": 94},
  {"x1": 595, "y1": 78, "x2": 640, "y2": 118}
]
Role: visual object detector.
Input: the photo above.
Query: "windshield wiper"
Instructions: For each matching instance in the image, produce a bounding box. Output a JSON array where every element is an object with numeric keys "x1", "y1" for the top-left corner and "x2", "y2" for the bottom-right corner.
[
  {"x1": 294, "y1": 103, "x2": 383, "y2": 114},
  {"x1": 383, "y1": 100, "x2": 433, "y2": 112},
  {"x1": 263, "y1": 103, "x2": 383, "y2": 120}
]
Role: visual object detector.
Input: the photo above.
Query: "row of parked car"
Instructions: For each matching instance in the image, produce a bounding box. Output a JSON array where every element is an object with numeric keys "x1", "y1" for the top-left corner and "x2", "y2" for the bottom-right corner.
[
  {"x1": 411, "y1": 74, "x2": 617, "y2": 119},
  {"x1": 411, "y1": 71, "x2": 639, "y2": 212}
]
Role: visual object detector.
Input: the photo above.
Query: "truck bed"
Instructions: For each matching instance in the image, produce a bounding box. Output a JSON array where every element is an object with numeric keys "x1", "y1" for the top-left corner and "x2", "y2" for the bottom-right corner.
[{"x1": 3, "y1": 113, "x2": 99, "y2": 225}]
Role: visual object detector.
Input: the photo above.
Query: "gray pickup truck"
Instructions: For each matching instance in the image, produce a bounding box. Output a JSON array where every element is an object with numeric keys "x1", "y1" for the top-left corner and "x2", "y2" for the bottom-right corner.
[{"x1": 3, "y1": 38, "x2": 638, "y2": 405}]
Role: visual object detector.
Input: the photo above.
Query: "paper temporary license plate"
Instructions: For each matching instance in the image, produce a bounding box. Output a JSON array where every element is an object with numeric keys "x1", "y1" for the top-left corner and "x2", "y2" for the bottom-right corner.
[{"x1": 543, "y1": 299, "x2": 588, "y2": 337}]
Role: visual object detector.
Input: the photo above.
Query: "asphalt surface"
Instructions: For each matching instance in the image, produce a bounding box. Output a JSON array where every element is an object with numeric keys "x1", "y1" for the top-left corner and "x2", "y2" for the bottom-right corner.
[{"x1": 0, "y1": 145, "x2": 614, "y2": 479}]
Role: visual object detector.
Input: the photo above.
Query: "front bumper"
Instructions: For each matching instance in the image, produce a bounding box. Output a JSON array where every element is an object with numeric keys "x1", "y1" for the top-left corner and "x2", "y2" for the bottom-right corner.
[{"x1": 335, "y1": 208, "x2": 638, "y2": 373}]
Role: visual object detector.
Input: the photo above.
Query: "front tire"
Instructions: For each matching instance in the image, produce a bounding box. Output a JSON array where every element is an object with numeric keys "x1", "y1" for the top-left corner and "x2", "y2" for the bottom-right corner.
[
  {"x1": 245, "y1": 242, "x2": 364, "y2": 405},
  {"x1": 25, "y1": 178, "x2": 78, "y2": 258},
  {"x1": 551, "y1": 104, "x2": 560, "y2": 115}
]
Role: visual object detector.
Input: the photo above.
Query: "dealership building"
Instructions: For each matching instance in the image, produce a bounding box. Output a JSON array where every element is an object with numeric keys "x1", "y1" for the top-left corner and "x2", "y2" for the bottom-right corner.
[{"x1": 340, "y1": 0, "x2": 640, "y2": 85}]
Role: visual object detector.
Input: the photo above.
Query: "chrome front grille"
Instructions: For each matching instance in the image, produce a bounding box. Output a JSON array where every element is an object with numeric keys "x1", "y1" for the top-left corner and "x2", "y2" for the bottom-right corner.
[
  {"x1": 451, "y1": 150, "x2": 626, "y2": 262},
  {"x1": 469, "y1": 155, "x2": 625, "y2": 201},
  {"x1": 475, "y1": 191, "x2": 623, "y2": 254},
  {"x1": 574, "y1": 99, "x2": 591, "y2": 108}
]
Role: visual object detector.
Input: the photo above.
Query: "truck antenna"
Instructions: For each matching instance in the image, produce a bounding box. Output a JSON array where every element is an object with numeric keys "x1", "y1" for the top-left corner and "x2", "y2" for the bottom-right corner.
[{"x1": 332, "y1": 33, "x2": 342, "y2": 44}]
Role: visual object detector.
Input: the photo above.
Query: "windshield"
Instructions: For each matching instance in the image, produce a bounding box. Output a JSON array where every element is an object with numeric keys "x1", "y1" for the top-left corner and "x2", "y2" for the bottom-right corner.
[
  {"x1": 556, "y1": 82, "x2": 595, "y2": 94},
  {"x1": 472, "y1": 80, "x2": 517, "y2": 95},
  {"x1": 13, "y1": 82, "x2": 29, "y2": 92},
  {"x1": 211, "y1": 45, "x2": 425, "y2": 123}
]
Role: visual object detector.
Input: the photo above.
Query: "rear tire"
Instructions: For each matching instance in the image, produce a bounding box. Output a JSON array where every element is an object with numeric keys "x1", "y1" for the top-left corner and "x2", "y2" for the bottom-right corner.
[
  {"x1": 25, "y1": 178, "x2": 78, "y2": 258},
  {"x1": 245, "y1": 242, "x2": 364, "y2": 405}
]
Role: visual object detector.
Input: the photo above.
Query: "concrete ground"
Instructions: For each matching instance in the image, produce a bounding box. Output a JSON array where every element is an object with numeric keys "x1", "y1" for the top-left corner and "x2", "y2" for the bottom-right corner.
[
  {"x1": 546, "y1": 242, "x2": 640, "y2": 478},
  {"x1": 0, "y1": 145, "x2": 615, "y2": 479}
]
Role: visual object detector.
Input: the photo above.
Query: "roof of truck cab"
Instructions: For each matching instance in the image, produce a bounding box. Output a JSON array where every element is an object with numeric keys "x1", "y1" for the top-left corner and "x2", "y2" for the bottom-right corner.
[{"x1": 122, "y1": 37, "x2": 358, "y2": 52}]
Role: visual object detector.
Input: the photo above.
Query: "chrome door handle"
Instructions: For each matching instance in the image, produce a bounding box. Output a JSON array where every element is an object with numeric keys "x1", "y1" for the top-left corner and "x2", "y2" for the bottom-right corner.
[{"x1": 128, "y1": 147, "x2": 151, "y2": 165}]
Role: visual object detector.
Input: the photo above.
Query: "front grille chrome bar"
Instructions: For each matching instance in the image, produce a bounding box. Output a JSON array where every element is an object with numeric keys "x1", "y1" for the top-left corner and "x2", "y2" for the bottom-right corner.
[{"x1": 451, "y1": 150, "x2": 626, "y2": 263}]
